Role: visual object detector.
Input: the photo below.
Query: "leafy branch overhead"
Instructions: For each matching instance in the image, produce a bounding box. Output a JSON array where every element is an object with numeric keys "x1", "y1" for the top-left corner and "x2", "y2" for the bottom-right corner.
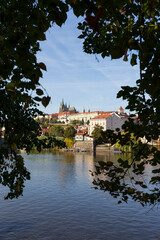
[
  {"x1": 0, "y1": 0, "x2": 69, "y2": 199},
  {"x1": 0, "y1": 0, "x2": 160, "y2": 204},
  {"x1": 70, "y1": 0, "x2": 160, "y2": 206}
]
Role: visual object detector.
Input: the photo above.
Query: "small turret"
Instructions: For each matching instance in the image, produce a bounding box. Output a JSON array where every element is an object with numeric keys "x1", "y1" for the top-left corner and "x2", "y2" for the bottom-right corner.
[
  {"x1": 118, "y1": 106, "x2": 124, "y2": 114},
  {"x1": 83, "y1": 107, "x2": 85, "y2": 113}
]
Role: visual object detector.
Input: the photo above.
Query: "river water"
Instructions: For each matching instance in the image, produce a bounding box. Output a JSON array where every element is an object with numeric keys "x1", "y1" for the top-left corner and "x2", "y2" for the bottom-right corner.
[{"x1": 0, "y1": 152, "x2": 160, "y2": 240}]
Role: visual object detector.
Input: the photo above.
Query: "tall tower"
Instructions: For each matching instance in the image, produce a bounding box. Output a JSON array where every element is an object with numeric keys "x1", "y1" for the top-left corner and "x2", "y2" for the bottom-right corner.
[
  {"x1": 59, "y1": 98, "x2": 64, "y2": 113},
  {"x1": 59, "y1": 99, "x2": 69, "y2": 112}
]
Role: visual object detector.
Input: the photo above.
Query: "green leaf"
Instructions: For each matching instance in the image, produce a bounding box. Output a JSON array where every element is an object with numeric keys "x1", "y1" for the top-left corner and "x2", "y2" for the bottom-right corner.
[
  {"x1": 38, "y1": 62, "x2": 47, "y2": 71},
  {"x1": 6, "y1": 82, "x2": 15, "y2": 90},
  {"x1": 34, "y1": 96, "x2": 42, "y2": 102},
  {"x1": 6, "y1": 82, "x2": 16, "y2": 92},
  {"x1": 118, "y1": 158, "x2": 123, "y2": 164},
  {"x1": 42, "y1": 96, "x2": 51, "y2": 107},
  {"x1": 130, "y1": 54, "x2": 137, "y2": 66},
  {"x1": 78, "y1": 34, "x2": 84, "y2": 39},
  {"x1": 36, "y1": 88, "x2": 44, "y2": 96},
  {"x1": 117, "y1": 90, "x2": 124, "y2": 98},
  {"x1": 106, "y1": 161, "x2": 113, "y2": 167},
  {"x1": 152, "y1": 169, "x2": 160, "y2": 174}
]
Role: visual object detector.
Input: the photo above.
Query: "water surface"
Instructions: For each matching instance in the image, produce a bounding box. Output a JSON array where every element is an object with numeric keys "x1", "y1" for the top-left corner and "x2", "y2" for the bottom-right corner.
[{"x1": 0, "y1": 152, "x2": 160, "y2": 240}]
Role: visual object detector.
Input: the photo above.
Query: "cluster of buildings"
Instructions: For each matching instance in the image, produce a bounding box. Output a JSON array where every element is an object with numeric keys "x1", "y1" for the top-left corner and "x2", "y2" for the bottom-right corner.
[{"x1": 40, "y1": 100, "x2": 132, "y2": 138}]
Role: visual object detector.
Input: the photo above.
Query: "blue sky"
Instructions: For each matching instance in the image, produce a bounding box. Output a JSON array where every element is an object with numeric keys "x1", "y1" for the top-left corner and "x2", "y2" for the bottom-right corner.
[{"x1": 37, "y1": 11, "x2": 139, "y2": 114}]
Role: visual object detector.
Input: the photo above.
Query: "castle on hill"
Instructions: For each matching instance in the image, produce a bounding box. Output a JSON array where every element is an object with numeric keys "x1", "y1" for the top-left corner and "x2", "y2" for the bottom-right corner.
[{"x1": 59, "y1": 99, "x2": 78, "y2": 114}]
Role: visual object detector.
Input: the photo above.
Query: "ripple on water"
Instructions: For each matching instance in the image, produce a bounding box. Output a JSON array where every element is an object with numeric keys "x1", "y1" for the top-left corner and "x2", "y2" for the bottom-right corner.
[{"x1": 0, "y1": 153, "x2": 160, "y2": 240}]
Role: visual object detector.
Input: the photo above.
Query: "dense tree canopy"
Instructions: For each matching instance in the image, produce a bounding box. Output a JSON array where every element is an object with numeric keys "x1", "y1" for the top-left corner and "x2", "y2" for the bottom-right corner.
[
  {"x1": 0, "y1": 0, "x2": 160, "y2": 204},
  {"x1": 91, "y1": 124, "x2": 104, "y2": 144},
  {"x1": 49, "y1": 125, "x2": 64, "y2": 138},
  {"x1": 64, "y1": 126, "x2": 76, "y2": 139}
]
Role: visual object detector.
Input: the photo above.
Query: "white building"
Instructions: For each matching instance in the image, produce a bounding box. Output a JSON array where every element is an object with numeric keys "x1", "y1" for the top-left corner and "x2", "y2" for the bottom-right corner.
[
  {"x1": 75, "y1": 133, "x2": 93, "y2": 141},
  {"x1": 84, "y1": 135, "x2": 93, "y2": 141},
  {"x1": 88, "y1": 112, "x2": 128, "y2": 136},
  {"x1": 68, "y1": 111, "x2": 113, "y2": 123},
  {"x1": 57, "y1": 112, "x2": 71, "y2": 123},
  {"x1": 75, "y1": 133, "x2": 85, "y2": 141}
]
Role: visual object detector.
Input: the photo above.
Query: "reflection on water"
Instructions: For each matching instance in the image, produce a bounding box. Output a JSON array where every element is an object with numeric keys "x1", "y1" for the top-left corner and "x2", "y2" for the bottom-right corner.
[
  {"x1": 0, "y1": 152, "x2": 160, "y2": 240},
  {"x1": 94, "y1": 151, "x2": 133, "y2": 163},
  {"x1": 94, "y1": 151, "x2": 158, "y2": 188}
]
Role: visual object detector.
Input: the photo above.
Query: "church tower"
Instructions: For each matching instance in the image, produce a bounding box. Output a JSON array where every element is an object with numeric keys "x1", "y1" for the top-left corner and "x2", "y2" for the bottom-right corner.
[{"x1": 59, "y1": 98, "x2": 65, "y2": 113}]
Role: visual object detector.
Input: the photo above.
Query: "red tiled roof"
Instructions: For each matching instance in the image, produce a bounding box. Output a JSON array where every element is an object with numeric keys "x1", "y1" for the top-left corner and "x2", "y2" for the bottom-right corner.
[
  {"x1": 99, "y1": 111, "x2": 113, "y2": 114},
  {"x1": 92, "y1": 114, "x2": 112, "y2": 119},
  {"x1": 119, "y1": 106, "x2": 124, "y2": 110},
  {"x1": 58, "y1": 111, "x2": 71, "y2": 115},
  {"x1": 70, "y1": 111, "x2": 113, "y2": 116},
  {"x1": 75, "y1": 133, "x2": 85, "y2": 135},
  {"x1": 41, "y1": 128, "x2": 50, "y2": 132},
  {"x1": 50, "y1": 113, "x2": 58, "y2": 116},
  {"x1": 82, "y1": 129, "x2": 87, "y2": 133}
]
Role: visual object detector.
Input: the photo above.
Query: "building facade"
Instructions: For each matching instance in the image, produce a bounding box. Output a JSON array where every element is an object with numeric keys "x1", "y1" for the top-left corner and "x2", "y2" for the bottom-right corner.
[
  {"x1": 88, "y1": 112, "x2": 128, "y2": 136},
  {"x1": 57, "y1": 112, "x2": 71, "y2": 123},
  {"x1": 75, "y1": 133, "x2": 93, "y2": 141},
  {"x1": 68, "y1": 111, "x2": 113, "y2": 123}
]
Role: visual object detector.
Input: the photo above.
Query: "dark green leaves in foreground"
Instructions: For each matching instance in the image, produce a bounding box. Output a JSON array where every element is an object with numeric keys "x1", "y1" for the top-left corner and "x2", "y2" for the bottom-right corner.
[
  {"x1": 73, "y1": 0, "x2": 160, "y2": 206},
  {"x1": 0, "y1": 0, "x2": 69, "y2": 198},
  {"x1": 42, "y1": 96, "x2": 51, "y2": 108}
]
